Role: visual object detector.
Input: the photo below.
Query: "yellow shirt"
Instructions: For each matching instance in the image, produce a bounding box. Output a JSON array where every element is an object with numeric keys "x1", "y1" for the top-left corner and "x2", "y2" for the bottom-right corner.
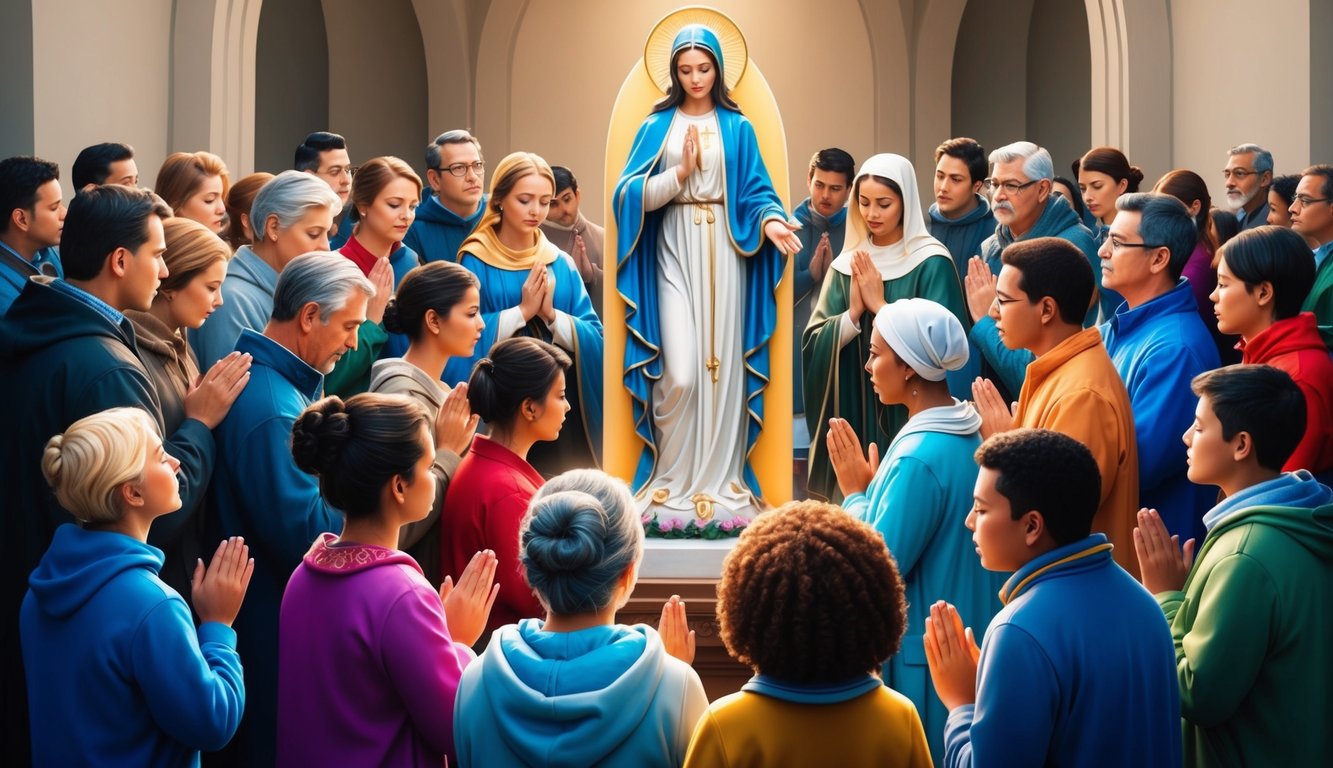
[{"x1": 683, "y1": 686, "x2": 933, "y2": 768}]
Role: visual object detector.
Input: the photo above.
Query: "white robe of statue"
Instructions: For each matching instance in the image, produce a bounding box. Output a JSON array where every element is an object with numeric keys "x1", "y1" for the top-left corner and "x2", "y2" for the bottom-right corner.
[{"x1": 638, "y1": 109, "x2": 758, "y2": 520}]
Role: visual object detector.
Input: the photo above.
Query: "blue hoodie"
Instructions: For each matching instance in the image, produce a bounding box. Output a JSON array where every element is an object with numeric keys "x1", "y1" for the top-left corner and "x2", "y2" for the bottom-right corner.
[
  {"x1": 1103, "y1": 279, "x2": 1221, "y2": 542},
  {"x1": 21, "y1": 524, "x2": 244, "y2": 767},
  {"x1": 455, "y1": 620, "x2": 708, "y2": 767},
  {"x1": 943, "y1": 534, "x2": 1182, "y2": 768},
  {"x1": 189, "y1": 245, "x2": 278, "y2": 370},
  {"x1": 403, "y1": 193, "x2": 487, "y2": 264},
  {"x1": 927, "y1": 195, "x2": 996, "y2": 280}
]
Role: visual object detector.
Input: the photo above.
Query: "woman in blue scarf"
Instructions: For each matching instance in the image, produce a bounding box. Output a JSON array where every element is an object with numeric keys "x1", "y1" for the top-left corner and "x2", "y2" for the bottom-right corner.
[{"x1": 614, "y1": 19, "x2": 800, "y2": 528}]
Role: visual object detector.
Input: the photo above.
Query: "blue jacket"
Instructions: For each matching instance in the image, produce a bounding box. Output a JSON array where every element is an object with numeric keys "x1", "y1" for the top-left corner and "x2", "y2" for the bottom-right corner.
[
  {"x1": 1103, "y1": 280, "x2": 1220, "y2": 542},
  {"x1": 943, "y1": 534, "x2": 1182, "y2": 768},
  {"x1": 210, "y1": 330, "x2": 341, "y2": 765},
  {"x1": 0, "y1": 277, "x2": 216, "y2": 755},
  {"x1": 455, "y1": 620, "x2": 708, "y2": 768},
  {"x1": 190, "y1": 245, "x2": 277, "y2": 370},
  {"x1": 22, "y1": 524, "x2": 244, "y2": 766},
  {"x1": 842, "y1": 403, "x2": 1003, "y2": 765},
  {"x1": 973, "y1": 196, "x2": 1110, "y2": 396},
  {"x1": 403, "y1": 193, "x2": 486, "y2": 264},
  {"x1": 0, "y1": 243, "x2": 61, "y2": 316}
]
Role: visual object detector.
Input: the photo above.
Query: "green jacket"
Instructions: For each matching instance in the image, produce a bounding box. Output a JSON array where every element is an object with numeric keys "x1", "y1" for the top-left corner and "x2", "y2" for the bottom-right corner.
[{"x1": 1157, "y1": 490, "x2": 1333, "y2": 767}]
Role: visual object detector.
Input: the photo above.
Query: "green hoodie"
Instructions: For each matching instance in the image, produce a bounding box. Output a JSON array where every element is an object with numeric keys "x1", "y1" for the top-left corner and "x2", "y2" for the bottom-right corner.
[{"x1": 1156, "y1": 476, "x2": 1333, "y2": 767}]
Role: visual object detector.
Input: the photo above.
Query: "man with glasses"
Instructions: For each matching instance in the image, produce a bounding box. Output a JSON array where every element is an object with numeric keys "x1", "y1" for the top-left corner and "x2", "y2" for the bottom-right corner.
[
  {"x1": 1099, "y1": 193, "x2": 1219, "y2": 544},
  {"x1": 963, "y1": 141, "x2": 1101, "y2": 399},
  {"x1": 405, "y1": 129, "x2": 487, "y2": 264},
  {"x1": 1223, "y1": 143, "x2": 1273, "y2": 232},
  {"x1": 295, "y1": 131, "x2": 355, "y2": 248},
  {"x1": 1288, "y1": 165, "x2": 1333, "y2": 348},
  {"x1": 971, "y1": 236, "x2": 1140, "y2": 577}
]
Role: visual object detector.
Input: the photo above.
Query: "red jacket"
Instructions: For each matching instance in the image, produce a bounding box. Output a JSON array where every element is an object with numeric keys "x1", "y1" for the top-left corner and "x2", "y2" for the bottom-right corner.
[
  {"x1": 1240, "y1": 313, "x2": 1333, "y2": 474},
  {"x1": 441, "y1": 435, "x2": 545, "y2": 638}
]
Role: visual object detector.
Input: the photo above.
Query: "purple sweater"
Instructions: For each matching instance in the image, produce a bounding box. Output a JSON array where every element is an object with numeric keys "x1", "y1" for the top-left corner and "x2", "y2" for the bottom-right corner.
[{"x1": 277, "y1": 534, "x2": 475, "y2": 766}]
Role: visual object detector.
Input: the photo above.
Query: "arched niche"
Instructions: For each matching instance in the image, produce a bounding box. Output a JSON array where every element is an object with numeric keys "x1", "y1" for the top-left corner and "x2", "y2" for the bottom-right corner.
[
  {"x1": 322, "y1": 0, "x2": 429, "y2": 166},
  {"x1": 171, "y1": 0, "x2": 264, "y2": 174},
  {"x1": 253, "y1": 0, "x2": 329, "y2": 173},
  {"x1": 474, "y1": 0, "x2": 878, "y2": 218},
  {"x1": 0, "y1": 1, "x2": 35, "y2": 157}
]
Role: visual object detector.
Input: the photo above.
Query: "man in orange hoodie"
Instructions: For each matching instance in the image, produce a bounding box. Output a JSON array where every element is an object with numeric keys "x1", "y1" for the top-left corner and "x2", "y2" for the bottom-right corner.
[{"x1": 972, "y1": 237, "x2": 1140, "y2": 576}]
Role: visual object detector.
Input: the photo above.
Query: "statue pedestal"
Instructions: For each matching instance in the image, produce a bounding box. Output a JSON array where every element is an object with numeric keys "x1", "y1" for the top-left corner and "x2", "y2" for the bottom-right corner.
[{"x1": 616, "y1": 539, "x2": 751, "y2": 701}]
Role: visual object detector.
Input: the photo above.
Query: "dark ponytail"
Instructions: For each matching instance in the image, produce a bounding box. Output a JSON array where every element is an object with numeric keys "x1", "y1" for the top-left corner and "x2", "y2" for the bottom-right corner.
[
  {"x1": 466, "y1": 337, "x2": 570, "y2": 428},
  {"x1": 382, "y1": 261, "x2": 478, "y2": 339}
]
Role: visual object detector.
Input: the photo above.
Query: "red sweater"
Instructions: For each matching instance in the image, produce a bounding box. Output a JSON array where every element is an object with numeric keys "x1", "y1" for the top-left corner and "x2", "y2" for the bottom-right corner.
[
  {"x1": 441, "y1": 435, "x2": 545, "y2": 638},
  {"x1": 1240, "y1": 313, "x2": 1333, "y2": 474}
]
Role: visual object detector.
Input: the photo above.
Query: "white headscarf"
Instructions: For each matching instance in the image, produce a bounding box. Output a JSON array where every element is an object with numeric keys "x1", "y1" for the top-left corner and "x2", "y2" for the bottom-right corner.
[
  {"x1": 831, "y1": 153, "x2": 951, "y2": 280},
  {"x1": 872, "y1": 298, "x2": 969, "y2": 381}
]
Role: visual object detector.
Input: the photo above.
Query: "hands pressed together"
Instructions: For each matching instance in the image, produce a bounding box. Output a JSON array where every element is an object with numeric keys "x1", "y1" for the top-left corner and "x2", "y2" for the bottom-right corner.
[
  {"x1": 441, "y1": 549, "x2": 500, "y2": 647},
  {"x1": 658, "y1": 594, "x2": 696, "y2": 664},
  {"x1": 1133, "y1": 508, "x2": 1196, "y2": 595},
  {"x1": 923, "y1": 600, "x2": 981, "y2": 711},
  {"x1": 519, "y1": 261, "x2": 557, "y2": 325},
  {"x1": 826, "y1": 417, "x2": 879, "y2": 498}
]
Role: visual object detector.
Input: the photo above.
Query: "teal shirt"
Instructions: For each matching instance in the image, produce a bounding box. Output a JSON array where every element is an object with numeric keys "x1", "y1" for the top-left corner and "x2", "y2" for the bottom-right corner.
[{"x1": 843, "y1": 417, "x2": 1003, "y2": 764}]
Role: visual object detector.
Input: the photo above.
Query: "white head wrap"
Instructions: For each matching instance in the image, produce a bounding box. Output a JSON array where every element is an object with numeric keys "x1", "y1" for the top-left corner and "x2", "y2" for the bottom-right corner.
[{"x1": 872, "y1": 298, "x2": 969, "y2": 381}]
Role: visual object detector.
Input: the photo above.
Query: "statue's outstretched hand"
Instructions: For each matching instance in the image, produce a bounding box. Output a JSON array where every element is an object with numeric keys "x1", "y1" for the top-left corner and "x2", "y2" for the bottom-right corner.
[{"x1": 764, "y1": 218, "x2": 801, "y2": 257}]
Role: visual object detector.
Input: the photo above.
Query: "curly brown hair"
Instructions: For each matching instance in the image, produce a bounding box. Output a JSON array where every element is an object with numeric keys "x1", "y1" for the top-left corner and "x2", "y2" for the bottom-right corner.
[{"x1": 717, "y1": 501, "x2": 907, "y2": 684}]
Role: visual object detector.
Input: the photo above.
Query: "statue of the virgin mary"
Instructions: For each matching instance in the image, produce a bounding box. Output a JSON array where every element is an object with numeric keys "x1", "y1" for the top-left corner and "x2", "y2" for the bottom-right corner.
[{"x1": 613, "y1": 8, "x2": 800, "y2": 531}]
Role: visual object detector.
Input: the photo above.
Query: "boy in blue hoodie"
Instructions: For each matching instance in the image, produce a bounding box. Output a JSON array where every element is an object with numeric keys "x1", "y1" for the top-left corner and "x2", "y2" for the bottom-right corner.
[
  {"x1": 925, "y1": 428, "x2": 1181, "y2": 768},
  {"x1": 21, "y1": 407, "x2": 253, "y2": 767},
  {"x1": 1135, "y1": 364, "x2": 1333, "y2": 767}
]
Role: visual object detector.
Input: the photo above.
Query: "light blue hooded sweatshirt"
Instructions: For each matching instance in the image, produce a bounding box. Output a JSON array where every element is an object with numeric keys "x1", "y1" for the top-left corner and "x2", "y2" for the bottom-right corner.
[{"x1": 454, "y1": 619, "x2": 708, "y2": 767}]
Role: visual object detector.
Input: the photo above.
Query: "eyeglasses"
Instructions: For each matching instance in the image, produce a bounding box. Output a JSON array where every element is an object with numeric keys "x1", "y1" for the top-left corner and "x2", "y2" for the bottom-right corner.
[
  {"x1": 438, "y1": 162, "x2": 485, "y2": 177},
  {"x1": 984, "y1": 178, "x2": 1040, "y2": 195},
  {"x1": 321, "y1": 165, "x2": 356, "y2": 178},
  {"x1": 1222, "y1": 168, "x2": 1261, "y2": 180},
  {"x1": 1107, "y1": 238, "x2": 1163, "y2": 252},
  {"x1": 1291, "y1": 194, "x2": 1332, "y2": 207}
]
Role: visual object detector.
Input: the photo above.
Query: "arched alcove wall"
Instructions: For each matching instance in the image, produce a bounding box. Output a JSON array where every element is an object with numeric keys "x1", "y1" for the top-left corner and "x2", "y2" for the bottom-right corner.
[
  {"x1": 254, "y1": 0, "x2": 329, "y2": 173},
  {"x1": 475, "y1": 0, "x2": 881, "y2": 218},
  {"x1": 323, "y1": 0, "x2": 429, "y2": 172},
  {"x1": 0, "y1": 0, "x2": 35, "y2": 157}
]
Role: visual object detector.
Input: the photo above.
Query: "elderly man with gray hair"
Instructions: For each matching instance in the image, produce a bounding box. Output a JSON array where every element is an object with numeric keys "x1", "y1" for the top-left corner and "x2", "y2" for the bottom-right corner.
[
  {"x1": 191, "y1": 169, "x2": 342, "y2": 368},
  {"x1": 960, "y1": 141, "x2": 1104, "y2": 397},
  {"x1": 1224, "y1": 142, "x2": 1274, "y2": 232},
  {"x1": 208, "y1": 252, "x2": 374, "y2": 766}
]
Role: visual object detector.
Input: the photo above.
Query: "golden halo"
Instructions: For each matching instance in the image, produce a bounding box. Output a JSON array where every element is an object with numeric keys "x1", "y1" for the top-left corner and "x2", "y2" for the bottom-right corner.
[{"x1": 643, "y1": 6, "x2": 748, "y2": 94}]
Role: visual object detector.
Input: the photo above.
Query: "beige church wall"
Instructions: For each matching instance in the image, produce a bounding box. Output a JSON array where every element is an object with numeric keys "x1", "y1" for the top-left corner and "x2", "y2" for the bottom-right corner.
[
  {"x1": 323, "y1": 0, "x2": 430, "y2": 173},
  {"x1": 31, "y1": 0, "x2": 174, "y2": 199},
  {"x1": 951, "y1": 0, "x2": 1037, "y2": 160},
  {"x1": 1026, "y1": 0, "x2": 1092, "y2": 178},
  {"x1": 0, "y1": 0, "x2": 35, "y2": 158},
  {"x1": 472, "y1": 0, "x2": 877, "y2": 222},
  {"x1": 254, "y1": 0, "x2": 330, "y2": 174},
  {"x1": 1171, "y1": 0, "x2": 1312, "y2": 183}
]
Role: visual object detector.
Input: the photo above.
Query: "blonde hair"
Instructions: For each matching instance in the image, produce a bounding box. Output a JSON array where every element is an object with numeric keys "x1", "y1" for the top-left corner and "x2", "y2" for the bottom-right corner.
[
  {"x1": 154, "y1": 151, "x2": 231, "y2": 214},
  {"x1": 476, "y1": 152, "x2": 555, "y2": 236},
  {"x1": 348, "y1": 156, "x2": 422, "y2": 224},
  {"x1": 159, "y1": 217, "x2": 231, "y2": 295},
  {"x1": 41, "y1": 408, "x2": 158, "y2": 525}
]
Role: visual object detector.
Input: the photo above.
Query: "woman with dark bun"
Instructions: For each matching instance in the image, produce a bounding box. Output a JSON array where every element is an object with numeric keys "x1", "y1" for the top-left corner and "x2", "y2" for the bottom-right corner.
[
  {"x1": 454, "y1": 468, "x2": 708, "y2": 767},
  {"x1": 277, "y1": 392, "x2": 498, "y2": 767},
  {"x1": 443, "y1": 336, "x2": 571, "y2": 639},
  {"x1": 369, "y1": 260, "x2": 484, "y2": 585},
  {"x1": 1076, "y1": 146, "x2": 1143, "y2": 318},
  {"x1": 683, "y1": 501, "x2": 931, "y2": 767}
]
